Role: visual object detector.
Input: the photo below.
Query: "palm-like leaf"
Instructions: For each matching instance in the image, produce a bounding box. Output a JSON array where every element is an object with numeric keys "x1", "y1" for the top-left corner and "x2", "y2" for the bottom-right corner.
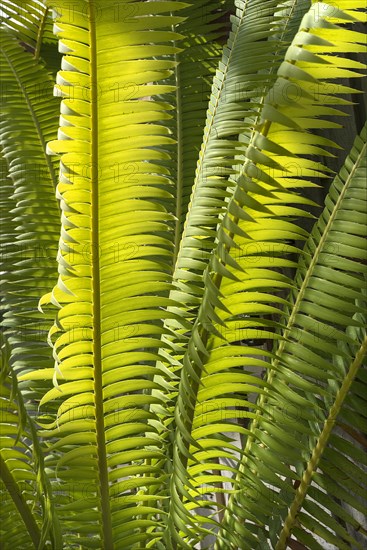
[
  {"x1": 0, "y1": 333, "x2": 60, "y2": 549},
  {"x1": 168, "y1": 0, "x2": 233, "y2": 255},
  {"x1": 0, "y1": 0, "x2": 366, "y2": 548},
  {"x1": 20, "y1": 2, "x2": 191, "y2": 547},
  {"x1": 168, "y1": 0, "x2": 315, "y2": 328},
  {"x1": 0, "y1": 0, "x2": 56, "y2": 52},
  {"x1": 0, "y1": 0, "x2": 61, "y2": 75},
  {"x1": 0, "y1": 29, "x2": 60, "y2": 408},
  {"x1": 166, "y1": 2, "x2": 366, "y2": 546},
  {"x1": 219, "y1": 123, "x2": 367, "y2": 549},
  {"x1": 158, "y1": 0, "x2": 313, "y2": 448},
  {"x1": 0, "y1": 151, "x2": 17, "y2": 273}
]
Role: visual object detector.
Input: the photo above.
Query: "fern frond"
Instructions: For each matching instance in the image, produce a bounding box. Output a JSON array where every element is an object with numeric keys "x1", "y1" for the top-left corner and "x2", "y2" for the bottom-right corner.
[
  {"x1": 169, "y1": 0, "x2": 233, "y2": 257},
  {"x1": 0, "y1": 0, "x2": 61, "y2": 75},
  {"x1": 167, "y1": 3, "x2": 366, "y2": 546},
  {"x1": 0, "y1": 333, "x2": 61, "y2": 549},
  {"x1": 0, "y1": 29, "x2": 60, "y2": 407},
  {"x1": 165, "y1": 0, "x2": 316, "y2": 357},
  {"x1": 220, "y1": 121, "x2": 367, "y2": 549},
  {"x1": 0, "y1": 0, "x2": 56, "y2": 51},
  {"x1": 19, "y1": 2, "x2": 191, "y2": 547}
]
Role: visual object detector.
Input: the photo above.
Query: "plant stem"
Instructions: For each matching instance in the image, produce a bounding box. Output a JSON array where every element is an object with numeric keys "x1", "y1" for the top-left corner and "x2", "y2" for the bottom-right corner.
[
  {"x1": 34, "y1": 7, "x2": 49, "y2": 61},
  {"x1": 172, "y1": 28, "x2": 182, "y2": 270},
  {"x1": 88, "y1": 2, "x2": 113, "y2": 547}
]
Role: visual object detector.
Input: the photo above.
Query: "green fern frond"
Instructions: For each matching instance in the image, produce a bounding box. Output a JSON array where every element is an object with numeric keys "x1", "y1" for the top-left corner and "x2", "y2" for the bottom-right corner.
[
  {"x1": 19, "y1": 2, "x2": 191, "y2": 547},
  {"x1": 158, "y1": 1, "x2": 315, "y2": 460},
  {"x1": 0, "y1": 29, "x2": 60, "y2": 406},
  {"x1": 0, "y1": 333, "x2": 61, "y2": 549},
  {"x1": 165, "y1": 0, "x2": 317, "y2": 357},
  {"x1": 0, "y1": 0, "x2": 60, "y2": 75},
  {"x1": 0, "y1": 0, "x2": 56, "y2": 50},
  {"x1": 220, "y1": 120, "x2": 367, "y2": 549},
  {"x1": 167, "y1": 2, "x2": 366, "y2": 546},
  {"x1": 169, "y1": 0, "x2": 233, "y2": 257},
  {"x1": 168, "y1": 0, "x2": 292, "y2": 333}
]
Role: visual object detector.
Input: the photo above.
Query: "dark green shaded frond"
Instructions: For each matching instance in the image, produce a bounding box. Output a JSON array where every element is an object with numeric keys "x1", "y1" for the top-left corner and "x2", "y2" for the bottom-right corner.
[
  {"x1": 170, "y1": 0, "x2": 233, "y2": 255},
  {"x1": 0, "y1": 333, "x2": 61, "y2": 549},
  {"x1": 0, "y1": 0, "x2": 61, "y2": 75},
  {"x1": 311, "y1": 337, "x2": 367, "y2": 550},
  {"x1": 0, "y1": 0, "x2": 57, "y2": 51},
  {"x1": 0, "y1": 29, "x2": 60, "y2": 404},
  {"x1": 0, "y1": 152, "x2": 17, "y2": 275}
]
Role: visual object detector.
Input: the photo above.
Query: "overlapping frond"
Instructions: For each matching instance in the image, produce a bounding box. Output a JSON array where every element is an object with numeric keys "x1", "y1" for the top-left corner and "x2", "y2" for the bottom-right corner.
[
  {"x1": 0, "y1": 333, "x2": 60, "y2": 549},
  {"x1": 0, "y1": 151, "x2": 17, "y2": 268},
  {"x1": 165, "y1": 0, "x2": 314, "y2": 347},
  {"x1": 0, "y1": 0, "x2": 366, "y2": 548},
  {"x1": 158, "y1": 0, "x2": 313, "y2": 457},
  {"x1": 167, "y1": 3, "x2": 366, "y2": 546},
  {"x1": 313, "y1": 324, "x2": 367, "y2": 550},
  {"x1": 220, "y1": 122, "x2": 367, "y2": 550},
  {"x1": 0, "y1": 0, "x2": 56, "y2": 50},
  {"x1": 0, "y1": 0, "x2": 61, "y2": 75},
  {"x1": 0, "y1": 29, "x2": 60, "y2": 407},
  {"x1": 168, "y1": 0, "x2": 233, "y2": 254},
  {"x1": 19, "y1": 1, "x2": 190, "y2": 547},
  {"x1": 271, "y1": 0, "x2": 311, "y2": 50}
]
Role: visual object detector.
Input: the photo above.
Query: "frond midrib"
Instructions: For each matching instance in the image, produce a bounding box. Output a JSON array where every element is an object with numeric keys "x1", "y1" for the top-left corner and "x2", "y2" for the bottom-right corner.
[
  {"x1": 88, "y1": 2, "x2": 113, "y2": 546},
  {"x1": 34, "y1": 5, "x2": 49, "y2": 60},
  {"x1": 173, "y1": 28, "x2": 182, "y2": 268}
]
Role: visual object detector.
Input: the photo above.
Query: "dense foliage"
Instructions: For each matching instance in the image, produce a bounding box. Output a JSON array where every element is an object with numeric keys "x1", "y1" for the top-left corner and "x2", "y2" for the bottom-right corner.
[{"x1": 0, "y1": 1, "x2": 366, "y2": 548}]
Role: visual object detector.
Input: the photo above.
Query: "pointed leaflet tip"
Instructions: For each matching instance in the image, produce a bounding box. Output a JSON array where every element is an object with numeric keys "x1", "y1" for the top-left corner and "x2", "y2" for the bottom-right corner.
[{"x1": 38, "y1": 292, "x2": 52, "y2": 313}]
